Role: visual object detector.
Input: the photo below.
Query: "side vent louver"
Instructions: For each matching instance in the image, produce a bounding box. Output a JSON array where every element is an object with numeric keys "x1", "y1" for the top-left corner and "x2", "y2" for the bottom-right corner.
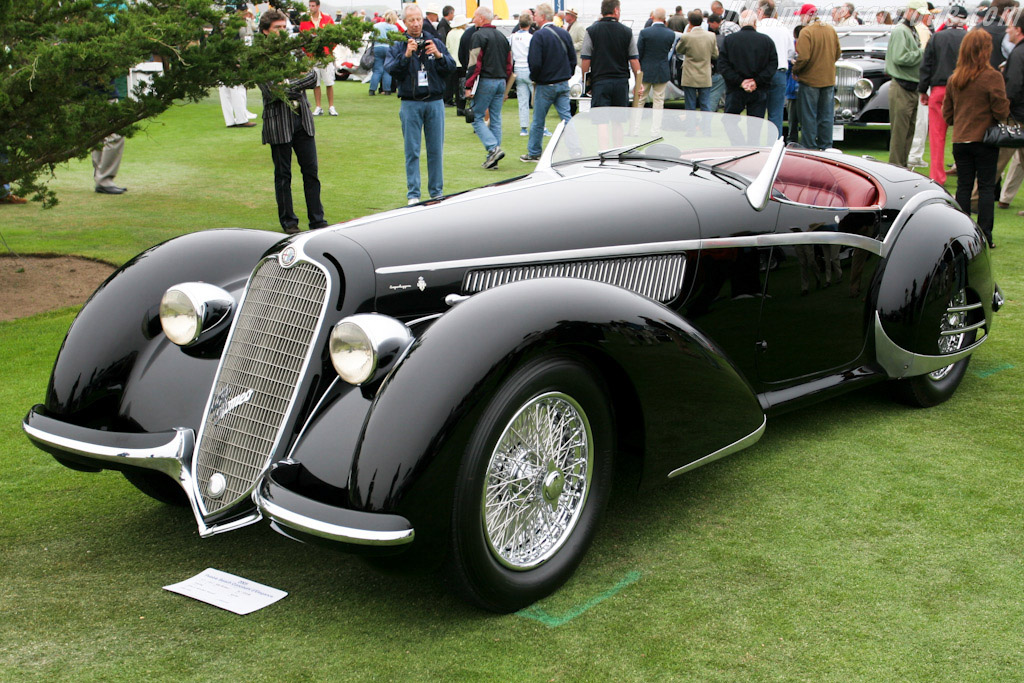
[{"x1": 462, "y1": 254, "x2": 687, "y2": 304}]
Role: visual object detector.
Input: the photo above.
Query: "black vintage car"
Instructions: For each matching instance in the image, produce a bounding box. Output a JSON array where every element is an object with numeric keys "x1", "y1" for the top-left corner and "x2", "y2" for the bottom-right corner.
[
  {"x1": 24, "y1": 110, "x2": 1001, "y2": 612},
  {"x1": 834, "y1": 25, "x2": 893, "y2": 127}
]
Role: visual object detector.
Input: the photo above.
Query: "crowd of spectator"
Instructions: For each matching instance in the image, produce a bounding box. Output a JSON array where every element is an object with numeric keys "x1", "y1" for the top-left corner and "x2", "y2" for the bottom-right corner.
[{"x1": 10, "y1": 0, "x2": 1019, "y2": 252}]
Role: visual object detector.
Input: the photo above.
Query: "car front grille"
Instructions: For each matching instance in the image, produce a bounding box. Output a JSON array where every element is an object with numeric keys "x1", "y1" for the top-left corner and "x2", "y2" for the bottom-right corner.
[
  {"x1": 462, "y1": 254, "x2": 687, "y2": 304},
  {"x1": 193, "y1": 258, "x2": 328, "y2": 515},
  {"x1": 835, "y1": 61, "x2": 863, "y2": 114}
]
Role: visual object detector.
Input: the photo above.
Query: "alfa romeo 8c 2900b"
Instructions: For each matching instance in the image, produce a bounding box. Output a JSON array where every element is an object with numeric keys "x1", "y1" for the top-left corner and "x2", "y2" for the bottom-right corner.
[{"x1": 24, "y1": 110, "x2": 1002, "y2": 612}]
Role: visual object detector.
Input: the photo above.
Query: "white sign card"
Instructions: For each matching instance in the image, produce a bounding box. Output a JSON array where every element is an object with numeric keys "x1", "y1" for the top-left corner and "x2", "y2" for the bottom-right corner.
[{"x1": 164, "y1": 568, "x2": 287, "y2": 615}]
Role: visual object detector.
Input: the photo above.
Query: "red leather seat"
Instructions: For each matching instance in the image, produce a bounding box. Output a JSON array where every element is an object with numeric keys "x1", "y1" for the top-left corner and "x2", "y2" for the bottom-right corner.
[{"x1": 772, "y1": 155, "x2": 881, "y2": 208}]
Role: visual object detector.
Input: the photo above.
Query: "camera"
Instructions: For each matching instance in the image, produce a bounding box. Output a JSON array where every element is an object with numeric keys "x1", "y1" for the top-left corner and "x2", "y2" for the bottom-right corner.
[{"x1": 414, "y1": 37, "x2": 427, "y2": 52}]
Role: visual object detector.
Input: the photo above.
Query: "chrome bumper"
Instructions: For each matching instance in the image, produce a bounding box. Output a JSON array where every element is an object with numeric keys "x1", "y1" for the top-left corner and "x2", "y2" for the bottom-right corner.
[
  {"x1": 23, "y1": 405, "x2": 414, "y2": 547},
  {"x1": 254, "y1": 469, "x2": 414, "y2": 547}
]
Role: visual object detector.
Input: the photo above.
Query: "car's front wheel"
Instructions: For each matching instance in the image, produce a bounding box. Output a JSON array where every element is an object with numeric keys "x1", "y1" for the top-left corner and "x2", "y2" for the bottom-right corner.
[
  {"x1": 892, "y1": 288, "x2": 976, "y2": 408},
  {"x1": 446, "y1": 356, "x2": 614, "y2": 613}
]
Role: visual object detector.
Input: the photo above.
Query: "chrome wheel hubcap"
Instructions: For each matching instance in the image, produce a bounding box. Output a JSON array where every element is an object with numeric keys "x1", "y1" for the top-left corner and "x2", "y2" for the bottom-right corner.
[{"x1": 482, "y1": 392, "x2": 593, "y2": 570}]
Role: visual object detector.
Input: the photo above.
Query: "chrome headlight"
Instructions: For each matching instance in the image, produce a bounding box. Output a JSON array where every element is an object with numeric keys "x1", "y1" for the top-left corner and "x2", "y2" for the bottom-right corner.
[
  {"x1": 853, "y1": 78, "x2": 874, "y2": 99},
  {"x1": 329, "y1": 314, "x2": 414, "y2": 386},
  {"x1": 570, "y1": 83, "x2": 583, "y2": 98},
  {"x1": 159, "y1": 283, "x2": 234, "y2": 346}
]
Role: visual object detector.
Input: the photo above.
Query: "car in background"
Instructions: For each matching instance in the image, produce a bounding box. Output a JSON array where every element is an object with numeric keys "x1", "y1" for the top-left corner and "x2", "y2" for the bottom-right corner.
[{"x1": 834, "y1": 25, "x2": 893, "y2": 128}]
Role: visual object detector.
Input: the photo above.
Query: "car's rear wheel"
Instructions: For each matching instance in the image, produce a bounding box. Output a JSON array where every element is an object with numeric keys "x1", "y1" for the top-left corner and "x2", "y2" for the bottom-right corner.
[
  {"x1": 123, "y1": 470, "x2": 189, "y2": 507},
  {"x1": 446, "y1": 356, "x2": 613, "y2": 613},
  {"x1": 892, "y1": 288, "x2": 975, "y2": 408}
]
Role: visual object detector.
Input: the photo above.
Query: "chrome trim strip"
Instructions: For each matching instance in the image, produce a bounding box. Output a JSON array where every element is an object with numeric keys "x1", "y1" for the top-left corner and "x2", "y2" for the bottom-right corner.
[
  {"x1": 948, "y1": 303, "x2": 983, "y2": 313},
  {"x1": 22, "y1": 419, "x2": 261, "y2": 538},
  {"x1": 190, "y1": 256, "x2": 333, "y2": 518},
  {"x1": 940, "y1": 320, "x2": 985, "y2": 336},
  {"x1": 667, "y1": 415, "x2": 767, "y2": 478},
  {"x1": 376, "y1": 231, "x2": 882, "y2": 276},
  {"x1": 873, "y1": 312, "x2": 987, "y2": 378},
  {"x1": 255, "y1": 493, "x2": 415, "y2": 546}
]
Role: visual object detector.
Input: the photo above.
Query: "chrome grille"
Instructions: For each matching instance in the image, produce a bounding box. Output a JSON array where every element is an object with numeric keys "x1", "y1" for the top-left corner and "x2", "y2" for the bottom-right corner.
[
  {"x1": 194, "y1": 259, "x2": 328, "y2": 514},
  {"x1": 462, "y1": 254, "x2": 687, "y2": 303},
  {"x1": 834, "y1": 61, "x2": 863, "y2": 112}
]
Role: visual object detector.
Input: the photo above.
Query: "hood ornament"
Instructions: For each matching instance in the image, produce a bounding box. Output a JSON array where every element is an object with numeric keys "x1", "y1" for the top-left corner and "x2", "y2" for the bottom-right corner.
[
  {"x1": 279, "y1": 247, "x2": 297, "y2": 268},
  {"x1": 417, "y1": 277, "x2": 427, "y2": 292}
]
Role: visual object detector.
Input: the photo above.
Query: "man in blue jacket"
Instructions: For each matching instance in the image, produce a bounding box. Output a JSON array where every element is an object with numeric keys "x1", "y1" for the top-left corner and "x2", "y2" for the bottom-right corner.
[
  {"x1": 521, "y1": 2, "x2": 576, "y2": 162},
  {"x1": 634, "y1": 7, "x2": 676, "y2": 131},
  {"x1": 386, "y1": 5, "x2": 455, "y2": 204}
]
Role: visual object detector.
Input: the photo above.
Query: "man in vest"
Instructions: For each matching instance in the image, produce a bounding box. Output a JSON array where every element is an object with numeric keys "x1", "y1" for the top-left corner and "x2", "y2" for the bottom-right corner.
[{"x1": 580, "y1": 0, "x2": 640, "y2": 107}]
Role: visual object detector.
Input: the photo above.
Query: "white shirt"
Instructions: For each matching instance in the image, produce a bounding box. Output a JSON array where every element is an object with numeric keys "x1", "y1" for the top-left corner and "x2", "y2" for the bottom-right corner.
[
  {"x1": 757, "y1": 18, "x2": 793, "y2": 70},
  {"x1": 511, "y1": 28, "x2": 533, "y2": 70}
]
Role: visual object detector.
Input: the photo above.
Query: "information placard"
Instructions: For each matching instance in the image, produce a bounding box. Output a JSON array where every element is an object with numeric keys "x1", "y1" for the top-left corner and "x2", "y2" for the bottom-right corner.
[{"x1": 164, "y1": 568, "x2": 287, "y2": 615}]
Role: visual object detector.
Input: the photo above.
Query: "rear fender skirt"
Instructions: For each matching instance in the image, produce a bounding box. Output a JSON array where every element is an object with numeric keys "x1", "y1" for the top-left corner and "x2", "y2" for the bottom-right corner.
[
  {"x1": 346, "y1": 278, "x2": 765, "y2": 540},
  {"x1": 875, "y1": 202, "x2": 993, "y2": 372}
]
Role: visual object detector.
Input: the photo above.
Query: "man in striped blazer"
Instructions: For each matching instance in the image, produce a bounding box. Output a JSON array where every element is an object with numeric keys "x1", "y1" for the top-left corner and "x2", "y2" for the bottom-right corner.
[{"x1": 258, "y1": 10, "x2": 328, "y2": 235}]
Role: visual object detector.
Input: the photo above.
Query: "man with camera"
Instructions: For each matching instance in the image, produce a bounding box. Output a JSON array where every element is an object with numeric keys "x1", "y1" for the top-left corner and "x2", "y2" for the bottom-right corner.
[
  {"x1": 385, "y1": 4, "x2": 455, "y2": 204},
  {"x1": 258, "y1": 9, "x2": 328, "y2": 234},
  {"x1": 465, "y1": 7, "x2": 513, "y2": 169}
]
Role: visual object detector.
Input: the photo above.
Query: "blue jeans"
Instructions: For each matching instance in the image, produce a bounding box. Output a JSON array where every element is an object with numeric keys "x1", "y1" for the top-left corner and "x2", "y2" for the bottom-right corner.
[
  {"x1": 472, "y1": 77, "x2": 505, "y2": 152},
  {"x1": 683, "y1": 86, "x2": 711, "y2": 111},
  {"x1": 799, "y1": 84, "x2": 834, "y2": 150},
  {"x1": 528, "y1": 82, "x2": 571, "y2": 157},
  {"x1": 400, "y1": 99, "x2": 445, "y2": 199},
  {"x1": 766, "y1": 69, "x2": 787, "y2": 138},
  {"x1": 708, "y1": 73, "x2": 726, "y2": 112},
  {"x1": 514, "y1": 68, "x2": 533, "y2": 129},
  {"x1": 369, "y1": 45, "x2": 391, "y2": 93}
]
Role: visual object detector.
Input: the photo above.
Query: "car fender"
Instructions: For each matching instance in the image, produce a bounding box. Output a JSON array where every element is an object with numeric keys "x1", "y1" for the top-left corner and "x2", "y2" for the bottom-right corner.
[
  {"x1": 876, "y1": 201, "x2": 993, "y2": 366},
  {"x1": 327, "y1": 278, "x2": 763, "y2": 542},
  {"x1": 44, "y1": 228, "x2": 283, "y2": 434}
]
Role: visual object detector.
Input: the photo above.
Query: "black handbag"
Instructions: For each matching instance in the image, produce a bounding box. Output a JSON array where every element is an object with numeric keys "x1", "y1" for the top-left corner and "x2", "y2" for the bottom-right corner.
[
  {"x1": 359, "y1": 43, "x2": 375, "y2": 71},
  {"x1": 983, "y1": 122, "x2": 1024, "y2": 147}
]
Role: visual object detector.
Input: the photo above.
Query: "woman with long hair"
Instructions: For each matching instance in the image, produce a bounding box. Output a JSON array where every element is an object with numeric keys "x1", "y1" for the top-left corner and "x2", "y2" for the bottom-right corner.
[{"x1": 942, "y1": 28, "x2": 1010, "y2": 248}]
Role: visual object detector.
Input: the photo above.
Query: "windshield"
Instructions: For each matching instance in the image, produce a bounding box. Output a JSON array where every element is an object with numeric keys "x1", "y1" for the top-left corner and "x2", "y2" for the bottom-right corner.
[
  {"x1": 837, "y1": 29, "x2": 891, "y2": 51},
  {"x1": 549, "y1": 109, "x2": 780, "y2": 182}
]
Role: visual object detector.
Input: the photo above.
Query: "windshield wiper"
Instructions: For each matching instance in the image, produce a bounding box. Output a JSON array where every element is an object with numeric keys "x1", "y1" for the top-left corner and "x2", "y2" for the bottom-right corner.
[{"x1": 597, "y1": 136, "x2": 663, "y2": 160}]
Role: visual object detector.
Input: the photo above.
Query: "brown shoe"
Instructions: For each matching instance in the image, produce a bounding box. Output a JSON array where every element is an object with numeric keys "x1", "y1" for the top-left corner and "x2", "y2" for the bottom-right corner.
[
  {"x1": 998, "y1": 201, "x2": 1010, "y2": 209},
  {"x1": 1017, "y1": 210, "x2": 1024, "y2": 217},
  {"x1": 282, "y1": 224, "x2": 300, "y2": 235},
  {"x1": 0, "y1": 193, "x2": 27, "y2": 204}
]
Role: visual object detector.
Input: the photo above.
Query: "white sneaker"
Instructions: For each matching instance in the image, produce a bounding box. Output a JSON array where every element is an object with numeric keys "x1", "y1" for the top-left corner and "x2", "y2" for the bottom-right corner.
[
  {"x1": 408, "y1": 198, "x2": 419, "y2": 205},
  {"x1": 543, "y1": 129, "x2": 552, "y2": 137},
  {"x1": 520, "y1": 128, "x2": 529, "y2": 136},
  {"x1": 312, "y1": 106, "x2": 323, "y2": 116},
  {"x1": 329, "y1": 106, "x2": 338, "y2": 116},
  {"x1": 246, "y1": 111, "x2": 258, "y2": 120}
]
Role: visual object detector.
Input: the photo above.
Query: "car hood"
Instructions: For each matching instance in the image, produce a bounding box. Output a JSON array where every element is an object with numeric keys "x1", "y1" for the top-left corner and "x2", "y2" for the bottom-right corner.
[{"x1": 306, "y1": 168, "x2": 705, "y2": 318}]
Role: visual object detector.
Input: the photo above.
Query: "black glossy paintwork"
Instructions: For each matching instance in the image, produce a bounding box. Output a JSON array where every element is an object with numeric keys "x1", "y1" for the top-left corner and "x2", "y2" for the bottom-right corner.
[
  {"x1": 45, "y1": 229, "x2": 282, "y2": 432},
  {"x1": 30, "y1": 142, "x2": 1000, "y2": 550},
  {"x1": 876, "y1": 203, "x2": 990, "y2": 355},
  {"x1": 330, "y1": 278, "x2": 763, "y2": 542}
]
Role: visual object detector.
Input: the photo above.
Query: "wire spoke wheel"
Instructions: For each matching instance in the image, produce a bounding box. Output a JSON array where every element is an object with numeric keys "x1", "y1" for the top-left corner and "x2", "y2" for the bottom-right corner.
[
  {"x1": 482, "y1": 392, "x2": 593, "y2": 570},
  {"x1": 929, "y1": 289, "x2": 968, "y2": 381}
]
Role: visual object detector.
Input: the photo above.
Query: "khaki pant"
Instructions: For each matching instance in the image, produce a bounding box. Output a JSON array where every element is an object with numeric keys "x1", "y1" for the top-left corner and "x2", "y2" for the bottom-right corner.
[
  {"x1": 888, "y1": 82, "x2": 917, "y2": 169},
  {"x1": 91, "y1": 133, "x2": 124, "y2": 189},
  {"x1": 633, "y1": 81, "x2": 668, "y2": 131}
]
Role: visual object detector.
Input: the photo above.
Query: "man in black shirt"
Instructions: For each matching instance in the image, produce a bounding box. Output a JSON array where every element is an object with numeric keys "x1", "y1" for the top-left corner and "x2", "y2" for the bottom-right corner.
[
  {"x1": 580, "y1": 0, "x2": 640, "y2": 107},
  {"x1": 918, "y1": 4, "x2": 967, "y2": 185},
  {"x1": 718, "y1": 10, "x2": 776, "y2": 118}
]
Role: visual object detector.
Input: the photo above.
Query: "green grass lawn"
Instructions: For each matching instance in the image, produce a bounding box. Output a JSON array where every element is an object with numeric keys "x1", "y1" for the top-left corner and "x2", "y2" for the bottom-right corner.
[{"x1": 1, "y1": 86, "x2": 1022, "y2": 681}]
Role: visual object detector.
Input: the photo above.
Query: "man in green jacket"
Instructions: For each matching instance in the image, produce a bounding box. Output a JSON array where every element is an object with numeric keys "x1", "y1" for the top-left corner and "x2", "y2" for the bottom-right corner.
[{"x1": 885, "y1": 0, "x2": 926, "y2": 169}]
